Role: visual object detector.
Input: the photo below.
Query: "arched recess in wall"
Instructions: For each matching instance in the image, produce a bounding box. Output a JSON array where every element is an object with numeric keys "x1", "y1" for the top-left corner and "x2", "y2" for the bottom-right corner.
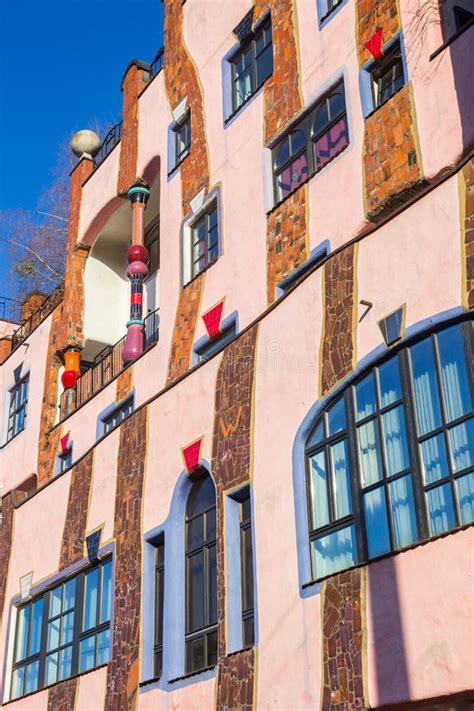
[{"x1": 81, "y1": 157, "x2": 161, "y2": 362}]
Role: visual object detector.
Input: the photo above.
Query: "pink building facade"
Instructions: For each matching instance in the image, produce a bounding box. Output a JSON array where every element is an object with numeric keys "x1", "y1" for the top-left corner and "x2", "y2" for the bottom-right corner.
[{"x1": 0, "y1": 0, "x2": 473, "y2": 709}]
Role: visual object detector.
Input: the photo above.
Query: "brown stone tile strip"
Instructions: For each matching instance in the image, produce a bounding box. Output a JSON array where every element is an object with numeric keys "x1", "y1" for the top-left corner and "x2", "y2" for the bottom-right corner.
[
  {"x1": 211, "y1": 325, "x2": 259, "y2": 709},
  {"x1": 47, "y1": 678, "x2": 78, "y2": 711},
  {"x1": 37, "y1": 158, "x2": 93, "y2": 486},
  {"x1": 0, "y1": 494, "x2": 14, "y2": 626},
  {"x1": 105, "y1": 406, "x2": 148, "y2": 711},
  {"x1": 321, "y1": 570, "x2": 366, "y2": 711},
  {"x1": 117, "y1": 64, "x2": 149, "y2": 195},
  {"x1": 460, "y1": 158, "x2": 474, "y2": 309},
  {"x1": 216, "y1": 648, "x2": 256, "y2": 711},
  {"x1": 116, "y1": 366, "x2": 134, "y2": 402},
  {"x1": 320, "y1": 245, "x2": 358, "y2": 397},
  {"x1": 164, "y1": 0, "x2": 211, "y2": 381}
]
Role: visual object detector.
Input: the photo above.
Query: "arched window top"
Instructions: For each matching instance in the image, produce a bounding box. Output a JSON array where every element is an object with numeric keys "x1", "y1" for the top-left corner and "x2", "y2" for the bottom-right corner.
[
  {"x1": 312, "y1": 89, "x2": 345, "y2": 139},
  {"x1": 305, "y1": 319, "x2": 474, "y2": 582},
  {"x1": 274, "y1": 129, "x2": 306, "y2": 171},
  {"x1": 186, "y1": 473, "x2": 216, "y2": 518}
]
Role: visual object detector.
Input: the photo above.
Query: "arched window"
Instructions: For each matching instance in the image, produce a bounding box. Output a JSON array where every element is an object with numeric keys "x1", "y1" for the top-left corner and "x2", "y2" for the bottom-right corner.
[
  {"x1": 185, "y1": 473, "x2": 217, "y2": 673},
  {"x1": 305, "y1": 320, "x2": 474, "y2": 581}
]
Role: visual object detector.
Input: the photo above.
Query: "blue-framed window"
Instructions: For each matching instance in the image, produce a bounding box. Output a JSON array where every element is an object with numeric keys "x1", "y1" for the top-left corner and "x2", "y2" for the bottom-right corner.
[
  {"x1": 305, "y1": 320, "x2": 474, "y2": 581},
  {"x1": 102, "y1": 398, "x2": 134, "y2": 435},
  {"x1": 360, "y1": 35, "x2": 408, "y2": 117},
  {"x1": 153, "y1": 537, "x2": 165, "y2": 679},
  {"x1": 190, "y1": 203, "x2": 219, "y2": 280},
  {"x1": 7, "y1": 374, "x2": 29, "y2": 442},
  {"x1": 10, "y1": 559, "x2": 112, "y2": 701},
  {"x1": 57, "y1": 448, "x2": 73, "y2": 474},
  {"x1": 231, "y1": 17, "x2": 272, "y2": 113},
  {"x1": 194, "y1": 322, "x2": 237, "y2": 364},
  {"x1": 174, "y1": 112, "x2": 191, "y2": 167},
  {"x1": 316, "y1": 0, "x2": 348, "y2": 26}
]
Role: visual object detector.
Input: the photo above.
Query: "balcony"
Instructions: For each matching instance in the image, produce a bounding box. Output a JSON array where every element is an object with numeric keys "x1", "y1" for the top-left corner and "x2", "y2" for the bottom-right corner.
[
  {"x1": 0, "y1": 296, "x2": 21, "y2": 324},
  {"x1": 59, "y1": 308, "x2": 160, "y2": 420},
  {"x1": 11, "y1": 283, "x2": 64, "y2": 351}
]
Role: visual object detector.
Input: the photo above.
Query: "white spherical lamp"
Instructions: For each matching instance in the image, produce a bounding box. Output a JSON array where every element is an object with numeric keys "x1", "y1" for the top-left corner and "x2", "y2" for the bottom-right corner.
[{"x1": 70, "y1": 130, "x2": 101, "y2": 158}]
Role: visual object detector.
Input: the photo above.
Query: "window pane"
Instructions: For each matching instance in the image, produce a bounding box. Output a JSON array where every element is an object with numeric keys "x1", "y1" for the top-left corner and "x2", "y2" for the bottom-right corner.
[
  {"x1": 328, "y1": 91, "x2": 345, "y2": 119},
  {"x1": 389, "y1": 475, "x2": 418, "y2": 549},
  {"x1": 448, "y1": 418, "x2": 474, "y2": 472},
  {"x1": 309, "y1": 451, "x2": 330, "y2": 529},
  {"x1": 420, "y1": 433, "x2": 449, "y2": 484},
  {"x1": 206, "y1": 508, "x2": 216, "y2": 542},
  {"x1": 363, "y1": 487, "x2": 391, "y2": 558},
  {"x1": 61, "y1": 612, "x2": 74, "y2": 646},
  {"x1": 100, "y1": 561, "x2": 112, "y2": 624},
  {"x1": 241, "y1": 527, "x2": 254, "y2": 613},
  {"x1": 327, "y1": 398, "x2": 346, "y2": 436},
  {"x1": 382, "y1": 405, "x2": 409, "y2": 475},
  {"x1": 410, "y1": 338, "x2": 442, "y2": 436},
  {"x1": 437, "y1": 325, "x2": 472, "y2": 422},
  {"x1": 15, "y1": 605, "x2": 30, "y2": 661},
  {"x1": 314, "y1": 116, "x2": 349, "y2": 170},
  {"x1": 307, "y1": 419, "x2": 324, "y2": 448},
  {"x1": 275, "y1": 138, "x2": 290, "y2": 170},
  {"x1": 25, "y1": 660, "x2": 39, "y2": 694},
  {"x1": 208, "y1": 544, "x2": 217, "y2": 626},
  {"x1": 243, "y1": 616, "x2": 254, "y2": 648},
  {"x1": 50, "y1": 585, "x2": 62, "y2": 618},
  {"x1": 378, "y1": 357, "x2": 402, "y2": 408},
  {"x1": 187, "y1": 636, "x2": 205, "y2": 673},
  {"x1": 235, "y1": 66, "x2": 253, "y2": 107},
  {"x1": 330, "y1": 439, "x2": 352, "y2": 519},
  {"x1": 358, "y1": 419, "x2": 383, "y2": 486},
  {"x1": 187, "y1": 515, "x2": 204, "y2": 549},
  {"x1": 79, "y1": 635, "x2": 96, "y2": 673},
  {"x1": 83, "y1": 568, "x2": 99, "y2": 631},
  {"x1": 59, "y1": 645, "x2": 72, "y2": 681},
  {"x1": 313, "y1": 100, "x2": 329, "y2": 136},
  {"x1": 11, "y1": 666, "x2": 25, "y2": 699},
  {"x1": 355, "y1": 373, "x2": 376, "y2": 421},
  {"x1": 311, "y1": 525, "x2": 356, "y2": 579},
  {"x1": 207, "y1": 629, "x2": 217, "y2": 667},
  {"x1": 456, "y1": 471, "x2": 474, "y2": 525},
  {"x1": 276, "y1": 152, "x2": 308, "y2": 199},
  {"x1": 46, "y1": 652, "x2": 58, "y2": 686},
  {"x1": 256, "y1": 43, "x2": 273, "y2": 86},
  {"x1": 426, "y1": 483, "x2": 456, "y2": 535},
  {"x1": 47, "y1": 618, "x2": 60, "y2": 652},
  {"x1": 187, "y1": 551, "x2": 205, "y2": 633},
  {"x1": 97, "y1": 628, "x2": 110, "y2": 665},
  {"x1": 29, "y1": 598, "x2": 43, "y2": 656}
]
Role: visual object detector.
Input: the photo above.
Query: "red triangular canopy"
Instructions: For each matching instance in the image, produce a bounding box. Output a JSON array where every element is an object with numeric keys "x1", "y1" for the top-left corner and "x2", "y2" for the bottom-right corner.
[
  {"x1": 60, "y1": 432, "x2": 70, "y2": 453},
  {"x1": 202, "y1": 301, "x2": 224, "y2": 340},
  {"x1": 365, "y1": 28, "x2": 384, "y2": 60},
  {"x1": 182, "y1": 439, "x2": 202, "y2": 473}
]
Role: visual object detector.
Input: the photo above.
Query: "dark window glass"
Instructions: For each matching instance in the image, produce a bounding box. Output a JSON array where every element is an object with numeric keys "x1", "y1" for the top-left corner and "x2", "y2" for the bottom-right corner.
[
  {"x1": 154, "y1": 539, "x2": 165, "y2": 678},
  {"x1": 174, "y1": 112, "x2": 191, "y2": 166},
  {"x1": 232, "y1": 19, "x2": 273, "y2": 112},
  {"x1": 371, "y1": 43, "x2": 405, "y2": 108},
  {"x1": 305, "y1": 320, "x2": 474, "y2": 581},
  {"x1": 195, "y1": 325, "x2": 237, "y2": 364},
  {"x1": 453, "y1": 5, "x2": 474, "y2": 31},
  {"x1": 58, "y1": 449, "x2": 73, "y2": 473},
  {"x1": 103, "y1": 399, "x2": 133, "y2": 434},
  {"x1": 191, "y1": 204, "x2": 219, "y2": 279},
  {"x1": 145, "y1": 221, "x2": 160, "y2": 275},
  {"x1": 239, "y1": 491, "x2": 255, "y2": 648},
  {"x1": 8, "y1": 374, "x2": 29, "y2": 441},
  {"x1": 185, "y1": 474, "x2": 217, "y2": 673},
  {"x1": 272, "y1": 82, "x2": 348, "y2": 202},
  {"x1": 11, "y1": 559, "x2": 112, "y2": 700}
]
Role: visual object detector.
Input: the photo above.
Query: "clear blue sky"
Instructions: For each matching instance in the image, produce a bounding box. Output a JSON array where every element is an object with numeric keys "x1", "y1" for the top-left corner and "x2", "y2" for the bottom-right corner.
[{"x1": 0, "y1": 0, "x2": 164, "y2": 287}]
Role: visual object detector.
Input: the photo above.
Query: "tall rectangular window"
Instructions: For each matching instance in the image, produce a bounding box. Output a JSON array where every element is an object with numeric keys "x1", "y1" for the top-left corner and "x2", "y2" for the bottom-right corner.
[
  {"x1": 370, "y1": 42, "x2": 405, "y2": 108},
  {"x1": 154, "y1": 538, "x2": 165, "y2": 678},
  {"x1": 11, "y1": 559, "x2": 112, "y2": 701},
  {"x1": 191, "y1": 204, "x2": 219, "y2": 279},
  {"x1": 239, "y1": 492, "x2": 255, "y2": 648},
  {"x1": 232, "y1": 18, "x2": 273, "y2": 112},
  {"x1": 174, "y1": 112, "x2": 191, "y2": 166},
  {"x1": 8, "y1": 374, "x2": 29, "y2": 441}
]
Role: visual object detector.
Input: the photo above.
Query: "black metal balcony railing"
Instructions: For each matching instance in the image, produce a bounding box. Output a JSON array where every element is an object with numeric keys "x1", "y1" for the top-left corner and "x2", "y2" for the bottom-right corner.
[
  {"x1": 59, "y1": 308, "x2": 160, "y2": 420},
  {"x1": 0, "y1": 296, "x2": 22, "y2": 324},
  {"x1": 93, "y1": 121, "x2": 123, "y2": 170},
  {"x1": 150, "y1": 47, "x2": 164, "y2": 78},
  {"x1": 11, "y1": 282, "x2": 64, "y2": 351}
]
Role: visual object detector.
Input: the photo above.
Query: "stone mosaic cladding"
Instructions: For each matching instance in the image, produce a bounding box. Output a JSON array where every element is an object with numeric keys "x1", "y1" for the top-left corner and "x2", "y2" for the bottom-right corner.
[
  {"x1": 266, "y1": 183, "x2": 308, "y2": 303},
  {"x1": 253, "y1": 0, "x2": 308, "y2": 303},
  {"x1": 0, "y1": 494, "x2": 14, "y2": 626},
  {"x1": 356, "y1": 0, "x2": 400, "y2": 66},
  {"x1": 37, "y1": 158, "x2": 93, "y2": 486},
  {"x1": 363, "y1": 83, "x2": 424, "y2": 219},
  {"x1": 211, "y1": 325, "x2": 258, "y2": 709},
  {"x1": 216, "y1": 648, "x2": 256, "y2": 711},
  {"x1": 116, "y1": 365, "x2": 134, "y2": 402},
  {"x1": 321, "y1": 570, "x2": 366, "y2": 710},
  {"x1": 461, "y1": 158, "x2": 474, "y2": 308},
  {"x1": 105, "y1": 406, "x2": 148, "y2": 711},
  {"x1": 320, "y1": 245, "x2": 357, "y2": 397},
  {"x1": 117, "y1": 64, "x2": 149, "y2": 195},
  {"x1": 164, "y1": 0, "x2": 211, "y2": 380},
  {"x1": 47, "y1": 678, "x2": 78, "y2": 711}
]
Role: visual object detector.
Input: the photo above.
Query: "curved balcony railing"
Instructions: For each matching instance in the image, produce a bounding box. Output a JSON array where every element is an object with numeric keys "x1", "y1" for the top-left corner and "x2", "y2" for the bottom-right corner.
[
  {"x1": 93, "y1": 121, "x2": 123, "y2": 170},
  {"x1": 11, "y1": 282, "x2": 64, "y2": 351},
  {"x1": 59, "y1": 308, "x2": 160, "y2": 420},
  {"x1": 150, "y1": 47, "x2": 164, "y2": 78},
  {"x1": 0, "y1": 296, "x2": 22, "y2": 324}
]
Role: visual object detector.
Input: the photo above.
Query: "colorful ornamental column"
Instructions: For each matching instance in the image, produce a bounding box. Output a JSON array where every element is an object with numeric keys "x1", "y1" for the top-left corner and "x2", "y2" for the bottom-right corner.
[{"x1": 122, "y1": 180, "x2": 151, "y2": 364}]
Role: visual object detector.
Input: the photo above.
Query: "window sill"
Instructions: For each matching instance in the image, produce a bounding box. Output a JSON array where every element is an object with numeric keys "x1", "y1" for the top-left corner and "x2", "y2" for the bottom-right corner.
[
  {"x1": 224, "y1": 73, "x2": 272, "y2": 127},
  {"x1": 430, "y1": 18, "x2": 474, "y2": 61},
  {"x1": 3, "y1": 663, "x2": 109, "y2": 706},
  {"x1": 302, "y1": 519, "x2": 474, "y2": 590},
  {"x1": 168, "y1": 665, "x2": 216, "y2": 684},
  {"x1": 0, "y1": 426, "x2": 26, "y2": 451},
  {"x1": 167, "y1": 150, "x2": 190, "y2": 179},
  {"x1": 139, "y1": 675, "x2": 162, "y2": 688},
  {"x1": 320, "y1": 0, "x2": 346, "y2": 26}
]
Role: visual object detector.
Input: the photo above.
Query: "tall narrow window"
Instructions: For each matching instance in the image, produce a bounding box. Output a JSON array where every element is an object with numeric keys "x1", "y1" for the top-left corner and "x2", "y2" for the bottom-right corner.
[
  {"x1": 239, "y1": 492, "x2": 255, "y2": 648},
  {"x1": 8, "y1": 374, "x2": 29, "y2": 441},
  {"x1": 190, "y1": 204, "x2": 219, "y2": 279},
  {"x1": 174, "y1": 112, "x2": 191, "y2": 166},
  {"x1": 154, "y1": 538, "x2": 165, "y2": 678},
  {"x1": 185, "y1": 474, "x2": 217, "y2": 673},
  {"x1": 232, "y1": 18, "x2": 273, "y2": 112},
  {"x1": 370, "y1": 42, "x2": 405, "y2": 108}
]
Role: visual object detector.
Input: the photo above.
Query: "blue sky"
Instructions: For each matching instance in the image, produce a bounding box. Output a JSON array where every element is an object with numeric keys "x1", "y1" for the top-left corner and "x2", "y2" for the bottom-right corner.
[{"x1": 0, "y1": 0, "x2": 164, "y2": 287}]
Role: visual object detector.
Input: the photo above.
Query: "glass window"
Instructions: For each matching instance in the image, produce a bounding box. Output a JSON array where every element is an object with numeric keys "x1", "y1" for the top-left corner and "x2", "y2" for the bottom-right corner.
[
  {"x1": 174, "y1": 112, "x2": 191, "y2": 166},
  {"x1": 154, "y1": 538, "x2": 165, "y2": 678},
  {"x1": 57, "y1": 448, "x2": 73, "y2": 474},
  {"x1": 190, "y1": 204, "x2": 219, "y2": 279},
  {"x1": 11, "y1": 559, "x2": 112, "y2": 700},
  {"x1": 103, "y1": 398, "x2": 134, "y2": 434},
  {"x1": 185, "y1": 474, "x2": 217, "y2": 673},
  {"x1": 239, "y1": 490, "x2": 255, "y2": 648},
  {"x1": 370, "y1": 43, "x2": 406, "y2": 108},
  {"x1": 7, "y1": 374, "x2": 29, "y2": 442},
  {"x1": 305, "y1": 320, "x2": 474, "y2": 581},
  {"x1": 195, "y1": 324, "x2": 237, "y2": 363},
  {"x1": 232, "y1": 19, "x2": 273, "y2": 112},
  {"x1": 272, "y1": 82, "x2": 349, "y2": 202}
]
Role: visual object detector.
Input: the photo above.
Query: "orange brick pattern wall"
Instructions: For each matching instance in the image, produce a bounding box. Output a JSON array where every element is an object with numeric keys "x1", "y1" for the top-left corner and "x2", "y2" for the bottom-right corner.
[
  {"x1": 254, "y1": 0, "x2": 308, "y2": 303},
  {"x1": 116, "y1": 366, "x2": 134, "y2": 402},
  {"x1": 105, "y1": 406, "x2": 148, "y2": 711},
  {"x1": 320, "y1": 245, "x2": 357, "y2": 397},
  {"x1": 20, "y1": 292, "x2": 46, "y2": 322},
  {"x1": 356, "y1": 0, "x2": 424, "y2": 220},
  {"x1": 164, "y1": 0, "x2": 211, "y2": 381},
  {"x1": 0, "y1": 337, "x2": 12, "y2": 364},
  {"x1": 117, "y1": 64, "x2": 149, "y2": 196},
  {"x1": 211, "y1": 325, "x2": 258, "y2": 710},
  {"x1": 0, "y1": 494, "x2": 14, "y2": 626},
  {"x1": 462, "y1": 158, "x2": 474, "y2": 308}
]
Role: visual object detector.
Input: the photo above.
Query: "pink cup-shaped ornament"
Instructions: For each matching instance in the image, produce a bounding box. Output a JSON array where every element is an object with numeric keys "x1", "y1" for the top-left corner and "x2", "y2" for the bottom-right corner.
[{"x1": 122, "y1": 323, "x2": 144, "y2": 363}]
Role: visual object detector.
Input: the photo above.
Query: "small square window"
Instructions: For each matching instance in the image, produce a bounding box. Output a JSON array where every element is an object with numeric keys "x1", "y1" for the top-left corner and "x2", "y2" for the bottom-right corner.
[
  {"x1": 370, "y1": 43, "x2": 405, "y2": 108},
  {"x1": 190, "y1": 204, "x2": 219, "y2": 279},
  {"x1": 174, "y1": 112, "x2": 191, "y2": 166}
]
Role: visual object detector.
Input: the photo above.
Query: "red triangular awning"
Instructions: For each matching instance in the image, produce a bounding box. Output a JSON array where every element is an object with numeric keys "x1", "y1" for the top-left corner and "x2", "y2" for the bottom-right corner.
[
  {"x1": 365, "y1": 28, "x2": 384, "y2": 60},
  {"x1": 202, "y1": 301, "x2": 224, "y2": 341},
  {"x1": 182, "y1": 438, "x2": 203, "y2": 474}
]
